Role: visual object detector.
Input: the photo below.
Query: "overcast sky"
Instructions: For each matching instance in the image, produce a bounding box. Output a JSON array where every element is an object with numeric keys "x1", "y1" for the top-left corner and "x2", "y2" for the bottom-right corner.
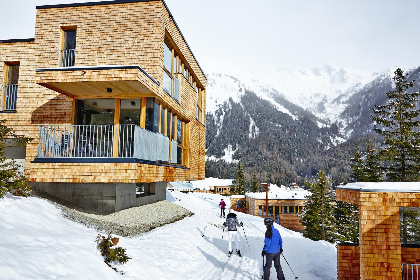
[{"x1": 1, "y1": 0, "x2": 420, "y2": 74}]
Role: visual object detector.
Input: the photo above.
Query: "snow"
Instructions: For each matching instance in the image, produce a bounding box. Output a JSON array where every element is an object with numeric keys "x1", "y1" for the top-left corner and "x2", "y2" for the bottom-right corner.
[
  {"x1": 339, "y1": 182, "x2": 420, "y2": 193},
  {"x1": 247, "y1": 184, "x2": 310, "y2": 200},
  {"x1": 206, "y1": 144, "x2": 239, "y2": 164},
  {"x1": 0, "y1": 191, "x2": 337, "y2": 280},
  {"x1": 189, "y1": 177, "x2": 234, "y2": 191}
]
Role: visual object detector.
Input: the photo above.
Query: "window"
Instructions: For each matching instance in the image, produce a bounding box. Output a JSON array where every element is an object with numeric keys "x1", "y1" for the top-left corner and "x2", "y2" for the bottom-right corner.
[
  {"x1": 197, "y1": 88, "x2": 204, "y2": 123},
  {"x1": 176, "y1": 118, "x2": 188, "y2": 165},
  {"x1": 2, "y1": 62, "x2": 19, "y2": 111},
  {"x1": 145, "y1": 98, "x2": 159, "y2": 133},
  {"x1": 236, "y1": 200, "x2": 246, "y2": 209},
  {"x1": 136, "y1": 183, "x2": 155, "y2": 196},
  {"x1": 61, "y1": 28, "x2": 76, "y2": 67},
  {"x1": 162, "y1": 41, "x2": 179, "y2": 102}
]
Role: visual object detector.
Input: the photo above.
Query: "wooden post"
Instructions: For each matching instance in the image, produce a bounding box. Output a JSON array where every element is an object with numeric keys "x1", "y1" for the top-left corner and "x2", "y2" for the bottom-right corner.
[{"x1": 261, "y1": 183, "x2": 268, "y2": 217}]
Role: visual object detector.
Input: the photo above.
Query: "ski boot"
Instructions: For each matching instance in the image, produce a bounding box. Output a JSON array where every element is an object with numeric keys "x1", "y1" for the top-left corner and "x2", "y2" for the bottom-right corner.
[{"x1": 228, "y1": 251, "x2": 232, "y2": 257}]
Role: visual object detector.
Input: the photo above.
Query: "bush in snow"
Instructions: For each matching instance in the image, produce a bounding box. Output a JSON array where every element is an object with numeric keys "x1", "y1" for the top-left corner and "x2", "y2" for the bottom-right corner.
[
  {"x1": 0, "y1": 119, "x2": 32, "y2": 198},
  {"x1": 96, "y1": 233, "x2": 131, "y2": 272}
]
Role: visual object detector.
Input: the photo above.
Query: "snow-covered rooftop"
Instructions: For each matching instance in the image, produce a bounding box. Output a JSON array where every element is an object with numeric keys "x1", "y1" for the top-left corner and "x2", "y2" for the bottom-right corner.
[
  {"x1": 189, "y1": 177, "x2": 234, "y2": 190},
  {"x1": 246, "y1": 184, "x2": 309, "y2": 200},
  {"x1": 168, "y1": 182, "x2": 194, "y2": 191},
  {"x1": 338, "y1": 182, "x2": 420, "y2": 193}
]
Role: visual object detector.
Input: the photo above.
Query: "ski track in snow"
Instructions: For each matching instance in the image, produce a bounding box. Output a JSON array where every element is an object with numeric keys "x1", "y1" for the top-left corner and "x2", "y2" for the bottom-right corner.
[{"x1": 0, "y1": 191, "x2": 337, "y2": 280}]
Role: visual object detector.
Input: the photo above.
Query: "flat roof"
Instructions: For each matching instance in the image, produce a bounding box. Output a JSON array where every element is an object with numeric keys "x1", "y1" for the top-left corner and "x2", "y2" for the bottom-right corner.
[{"x1": 337, "y1": 182, "x2": 420, "y2": 193}]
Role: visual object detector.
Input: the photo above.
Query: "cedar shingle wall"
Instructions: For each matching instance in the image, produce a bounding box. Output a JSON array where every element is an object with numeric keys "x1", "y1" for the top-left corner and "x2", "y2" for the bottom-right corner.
[{"x1": 337, "y1": 244, "x2": 360, "y2": 280}]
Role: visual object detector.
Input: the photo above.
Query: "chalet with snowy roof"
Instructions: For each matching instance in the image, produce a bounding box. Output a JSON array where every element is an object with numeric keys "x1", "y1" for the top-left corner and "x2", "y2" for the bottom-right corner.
[
  {"x1": 0, "y1": 0, "x2": 206, "y2": 214},
  {"x1": 190, "y1": 177, "x2": 234, "y2": 194},
  {"x1": 336, "y1": 182, "x2": 420, "y2": 280},
  {"x1": 231, "y1": 184, "x2": 309, "y2": 231}
]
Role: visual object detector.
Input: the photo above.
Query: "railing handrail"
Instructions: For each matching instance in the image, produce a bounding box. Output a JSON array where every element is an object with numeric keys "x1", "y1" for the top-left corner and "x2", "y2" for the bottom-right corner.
[
  {"x1": 3, "y1": 84, "x2": 18, "y2": 111},
  {"x1": 37, "y1": 124, "x2": 177, "y2": 163},
  {"x1": 60, "y1": 49, "x2": 75, "y2": 67},
  {"x1": 402, "y1": 263, "x2": 419, "y2": 280}
]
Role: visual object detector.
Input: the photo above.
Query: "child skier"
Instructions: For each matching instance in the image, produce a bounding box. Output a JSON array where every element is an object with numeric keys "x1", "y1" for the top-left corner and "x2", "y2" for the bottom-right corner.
[
  {"x1": 223, "y1": 212, "x2": 243, "y2": 257},
  {"x1": 261, "y1": 217, "x2": 285, "y2": 280},
  {"x1": 219, "y1": 199, "x2": 226, "y2": 218}
]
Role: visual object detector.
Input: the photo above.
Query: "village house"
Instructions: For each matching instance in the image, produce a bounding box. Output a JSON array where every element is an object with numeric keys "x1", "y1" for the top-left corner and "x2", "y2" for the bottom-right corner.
[
  {"x1": 231, "y1": 184, "x2": 309, "y2": 231},
  {"x1": 0, "y1": 0, "x2": 206, "y2": 214},
  {"x1": 190, "y1": 177, "x2": 233, "y2": 194}
]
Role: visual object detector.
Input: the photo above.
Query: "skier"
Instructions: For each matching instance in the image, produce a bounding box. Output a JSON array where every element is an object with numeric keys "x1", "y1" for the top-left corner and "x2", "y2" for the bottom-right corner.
[
  {"x1": 219, "y1": 199, "x2": 226, "y2": 218},
  {"x1": 223, "y1": 212, "x2": 243, "y2": 257},
  {"x1": 261, "y1": 217, "x2": 285, "y2": 280}
]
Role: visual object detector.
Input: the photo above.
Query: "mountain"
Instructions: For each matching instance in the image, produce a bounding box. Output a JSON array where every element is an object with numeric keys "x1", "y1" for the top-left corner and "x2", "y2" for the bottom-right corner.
[{"x1": 204, "y1": 66, "x2": 420, "y2": 184}]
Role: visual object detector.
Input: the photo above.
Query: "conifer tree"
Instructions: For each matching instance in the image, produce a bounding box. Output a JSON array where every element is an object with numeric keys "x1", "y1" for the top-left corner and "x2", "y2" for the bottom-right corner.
[
  {"x1": 301, "y1": 170, "x2": 336, "y2": 242},
  {"x1": 364, "y1": 140, "x2": 381, "y2": 182},
  {"x1": 232, "y1": 160, "x2": 247, "y2": 195},
  {"x1": 372, "y1": 68, "x2": 420, "y2": 181},
  {"x1": 0, "y1": 119, "x2": 32, "y2": 198},
  {"x1": 249, "y1": 169, "x2": 259, "y2": 192},
  {"x1": 349, "y1": 148, "x2": 365, "y2": 182}
]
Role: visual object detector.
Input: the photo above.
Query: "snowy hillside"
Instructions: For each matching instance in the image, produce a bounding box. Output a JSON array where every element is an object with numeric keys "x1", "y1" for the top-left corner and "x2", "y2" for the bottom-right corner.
[
  {"x1": 0, "y1": 192, "x2": 337, "y2": 280},
  {"x1": 207, "y1": 65, "x2": 379, "y2": 126}
]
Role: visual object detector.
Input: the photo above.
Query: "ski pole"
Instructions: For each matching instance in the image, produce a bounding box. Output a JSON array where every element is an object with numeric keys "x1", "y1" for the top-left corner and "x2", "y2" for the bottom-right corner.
[
  {"x1": 201, "y1": 225, "x2": 208, "y2": 237},
  {"x1": 242, "y1": 227, "x2": 250, "y2": 250},
  {"x1": 281, "y1": 253, "x2": 298, "y2": 279},
  {"x1": 261, "y1": 255, "x2": 265, "y2": 279}
]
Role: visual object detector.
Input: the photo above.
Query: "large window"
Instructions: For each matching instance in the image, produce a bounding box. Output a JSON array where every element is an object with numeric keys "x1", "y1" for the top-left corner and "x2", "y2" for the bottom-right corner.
[
  {"x1": 196, "y1": 88, "x2": 205, "y2": 123},
  {"x1": 2, "y1": 62, "x2": 19, "y2": 111},
  {"x1": 75, "y1": 99, "x2": 115, "y2": 125},
  {"x1": 163, "y1": 42, "x2": 179, "y2": 102},
  {"x1": 61, "y1": 27, "x2": 76, "y2": 67}
]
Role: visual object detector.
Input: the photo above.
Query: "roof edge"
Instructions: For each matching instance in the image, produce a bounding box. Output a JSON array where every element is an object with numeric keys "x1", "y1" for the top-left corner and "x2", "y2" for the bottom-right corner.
[
  {"x1": 36, "y1": 0, "x2": 159, "y2": 9},
  {"x1": 0, "y1": 38, "x2": 35, "y2": 44}
]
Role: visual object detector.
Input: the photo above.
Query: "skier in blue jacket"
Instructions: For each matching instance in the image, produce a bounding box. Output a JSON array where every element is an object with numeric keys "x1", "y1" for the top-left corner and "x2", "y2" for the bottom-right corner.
[{"x1": 261, "y1": 217, "x2": 285, "y2": 280}]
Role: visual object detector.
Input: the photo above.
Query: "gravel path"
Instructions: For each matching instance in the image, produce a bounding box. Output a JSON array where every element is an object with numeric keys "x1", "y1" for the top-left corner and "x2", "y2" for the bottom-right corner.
[{"x1": 36, "y1": 193, "x2": 193, "y2": 237}]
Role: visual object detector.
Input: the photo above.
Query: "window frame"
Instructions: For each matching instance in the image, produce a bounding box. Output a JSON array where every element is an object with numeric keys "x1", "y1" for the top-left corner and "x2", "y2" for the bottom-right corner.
[
  {"x1": 60, "y1": 26, "x2": 77, "y2": 67},
  {"x1": 2, "y1": 62, "x2": 20, "y2": 112}
]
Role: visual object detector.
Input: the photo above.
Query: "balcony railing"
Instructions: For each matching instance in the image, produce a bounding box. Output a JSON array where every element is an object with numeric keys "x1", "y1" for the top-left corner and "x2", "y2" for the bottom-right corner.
[
  {"x1": 402, "y1": 263, "x2": 420, "y2": 280},
  {"x1": 61, "y1": 49, "x2": 75, "y2": 67},
  {"x1": 37, "y1": 124, "x2": 178, "y2": 163},
  {"x1": 2, "y1": 84, "x2": 18, "y2": 111}
]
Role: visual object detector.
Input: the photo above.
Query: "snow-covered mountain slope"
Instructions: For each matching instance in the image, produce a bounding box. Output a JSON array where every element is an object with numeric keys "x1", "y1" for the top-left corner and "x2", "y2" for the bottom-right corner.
[
  {"x1": 0, "y1": 192, "x2": 337, "y2": 280},
  {"x1": 207, "y1": 65, "x2": 379, "y2": 127}
]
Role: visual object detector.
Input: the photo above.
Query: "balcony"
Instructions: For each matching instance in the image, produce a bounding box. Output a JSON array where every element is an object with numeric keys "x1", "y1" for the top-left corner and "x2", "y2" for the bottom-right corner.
[
  {"x1": 36, "y1": 124, "x2": 178, "y2": 165},
  {"x1": 60, "y1": 49, "x2": 75, "y2": 67},
  {"x1": 2, "y1": 84, "x2": 18, "y2": 111}
]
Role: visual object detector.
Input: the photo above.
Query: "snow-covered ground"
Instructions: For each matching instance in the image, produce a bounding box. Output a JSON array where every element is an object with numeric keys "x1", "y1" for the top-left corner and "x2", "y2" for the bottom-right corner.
[{"x1": 0, "y1": 191, "x2": 337, "y2": 280}]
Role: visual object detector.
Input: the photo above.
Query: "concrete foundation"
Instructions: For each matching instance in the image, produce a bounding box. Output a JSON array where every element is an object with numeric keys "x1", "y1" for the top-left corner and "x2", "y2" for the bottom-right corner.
[{"x1": 32, "y1": 182, "x2": 167, "y2": 214}]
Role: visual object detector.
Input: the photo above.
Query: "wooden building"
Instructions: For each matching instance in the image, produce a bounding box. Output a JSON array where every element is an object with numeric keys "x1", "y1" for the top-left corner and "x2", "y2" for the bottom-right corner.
[
  {"x1": 231, "y1": 185, "x2": 309, "y2": 232},
  {"x1": 336, "y1": 182, "x2": 420, "y2": 280},
  {"x1": 0, "y1": 0, "x2": 206, "y2": 214}
]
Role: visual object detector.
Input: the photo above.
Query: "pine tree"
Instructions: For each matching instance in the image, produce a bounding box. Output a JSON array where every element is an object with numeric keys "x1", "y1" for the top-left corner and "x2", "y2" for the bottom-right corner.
[
  {"x1": 301, "y1": 170, "x2": 336, "y2": 242},
  {"x1": 349, "y1": 148, "x2": 365, "y2": 182},
  {"x1": 372, "y1": 68, "x2": 420, "y2": 181},
  {"x1": 0, "y1": 119, "x2": 32, "y2": 198},
  {"x1": 364, "y1": 140, "x2": 381, "y2": 182},
  {"x1": 334, "y1": 200, "x2": 359, "y2": 243},
  {"x1": 232, "y1": 160, "x2": 247, "y2": 195},
  {"x1": 249, "y1": 169, "x2": 259, "y2": 192}
]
